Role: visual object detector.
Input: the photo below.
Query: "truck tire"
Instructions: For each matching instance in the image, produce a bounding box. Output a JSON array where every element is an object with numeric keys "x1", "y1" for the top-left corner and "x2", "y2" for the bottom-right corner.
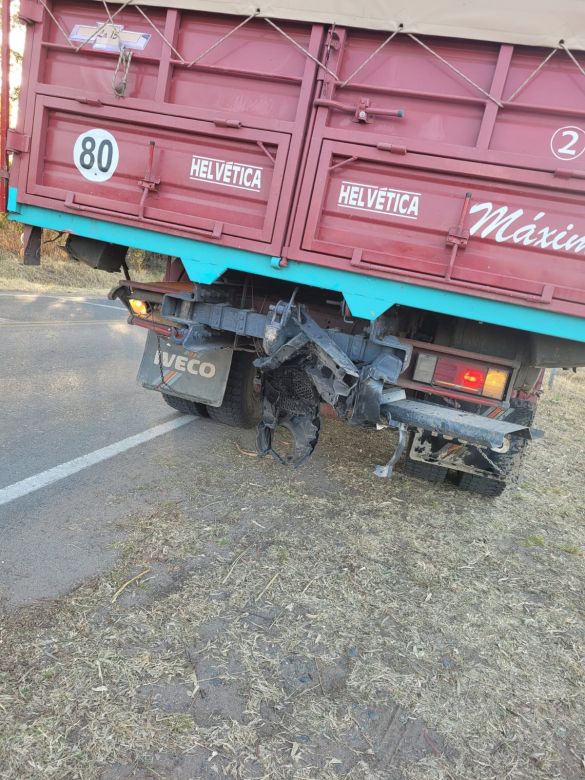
[
  {"x1": 206, "y1": 351, "x2": 260, "y2": 429},
  {"x1": 162, "y1": 392, "x2": 208, "y2": 417},
  {"x1": 456, "y1": 473, "x2": 506, "y2": 497},
  {"x1": 455, "y1": 398, "x2": 537, "y2": 496},
  {"x1": 404, "y1": 458, "x2": 447, "y2": 483}
]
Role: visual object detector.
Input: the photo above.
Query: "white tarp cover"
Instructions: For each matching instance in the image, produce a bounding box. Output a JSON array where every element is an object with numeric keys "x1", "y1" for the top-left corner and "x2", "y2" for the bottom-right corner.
[{"x1": 128, "y1": 0, "x2": 585, "y2": 51}]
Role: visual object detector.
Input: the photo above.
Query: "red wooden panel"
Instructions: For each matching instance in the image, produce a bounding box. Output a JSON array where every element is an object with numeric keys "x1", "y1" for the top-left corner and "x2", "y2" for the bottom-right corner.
[
  {"x1": 310, "y1": 28, "x2": 585, "y2": 182},
  {"x1": 14, "y1": 3, "x2": 323, "y2": 256},
  {"x1": 325, "y1": 32, "x2": 494, "y2": 144},
  {"x1": 289, "y1": 140, "x2": 585, "y2": 314},
  {"x1": 22, "y1": 96, "x2": 289, "y2": 249},
  {"x1": 10, "y1": 3, "x2": 585, "y2": 323},
  {"x1": 170, "y1": 15, "x2": 316, "y2": 127},
  {"x1": 40, "y1": 0, "x2": 166, "y2": 102},
  {"x1": 34, "y1": 3, "x2": 321, "y2": 132}
]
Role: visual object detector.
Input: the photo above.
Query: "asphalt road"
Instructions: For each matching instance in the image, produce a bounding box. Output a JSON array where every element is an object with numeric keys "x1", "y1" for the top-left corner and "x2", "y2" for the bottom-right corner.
[{"x1": 0, "y1": 292, "x2": 218, "y2": 606}]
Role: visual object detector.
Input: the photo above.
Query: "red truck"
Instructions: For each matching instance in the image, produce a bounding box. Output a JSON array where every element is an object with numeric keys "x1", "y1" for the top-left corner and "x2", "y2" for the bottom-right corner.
[{"x1": 2, "y1": 0, "x2": 585, "y2": 495}]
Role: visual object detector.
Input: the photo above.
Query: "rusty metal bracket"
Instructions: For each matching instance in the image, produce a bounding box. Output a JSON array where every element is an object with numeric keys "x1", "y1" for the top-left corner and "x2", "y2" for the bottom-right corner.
[
  {"x1": 374, "y1": 423, "x2": 409, "y2": 478},
  {"x1": 6, "y1": 130, "x2": 31, "y2": 154},
  {"x1": 445, "y1": 191, "x2": 473, "y2": 280},
  {"x1": 315, "y1": 97, "x2": 404, "y2": 122},
  {"x1": 138, "y1": 140, "x2": 161, "y2": 219}
]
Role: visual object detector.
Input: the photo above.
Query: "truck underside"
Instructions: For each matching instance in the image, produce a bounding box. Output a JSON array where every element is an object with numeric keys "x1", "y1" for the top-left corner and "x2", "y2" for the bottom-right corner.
[{"x1": 105, "y1": 253, "x2": 582, "y2": 497}]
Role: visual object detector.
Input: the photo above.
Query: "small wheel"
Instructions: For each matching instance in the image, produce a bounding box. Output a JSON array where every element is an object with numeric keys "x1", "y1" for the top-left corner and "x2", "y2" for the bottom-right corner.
[
  {"x1": 404, "y1": 458, "x2": 448, "y2": 484},
  {"x1": 457, "y1": 472, "x2": 506, "y2": 497},
  {"x1": 206, "y1": 351, "x2": 260, "y2": 429},
  {"x1": 162, "y1": 392, "x2": 208, "y2": 417}
]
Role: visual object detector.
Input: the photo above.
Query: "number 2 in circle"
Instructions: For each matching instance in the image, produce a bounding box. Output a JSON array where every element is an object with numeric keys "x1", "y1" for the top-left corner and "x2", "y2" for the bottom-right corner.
[{"x1": 551, "y1": 125, "x2": 585, "y2": 161}]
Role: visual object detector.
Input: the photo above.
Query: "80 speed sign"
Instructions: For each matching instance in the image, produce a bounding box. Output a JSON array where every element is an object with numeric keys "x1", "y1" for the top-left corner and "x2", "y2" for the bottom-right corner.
[{"x1": 73, "y1": 129, "x2": 119, "y2": 182}]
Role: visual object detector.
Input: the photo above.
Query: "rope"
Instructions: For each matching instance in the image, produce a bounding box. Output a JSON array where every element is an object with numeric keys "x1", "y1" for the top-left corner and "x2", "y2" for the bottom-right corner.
[
  {"x1": 187, "y1": 12, "x2": 258, "y2": 68},
  {"x1": 263, "y1": 17, "x2": 338, "y2": 80},
  {"x1": 133, "y1": 4, "x2": 185, "y2": 64},
  {"x1": 560, "y1": 41, "x2": 585, "y2": 80},
  {"x1": 44, "y1": 2, "x2": 335, "y2": 85},
  {"x1": 36, "y1": 0, "x2": 76, "y2": 49},
  {"x1": 506, "y1": 48, "x2": 557, "y2": 103},
  {"x1": 339, "y1": 27, "x2": 401, "y2": 88},
  {"x1": 113, "y1": 46, "x2": 133, "y2": 96},
  {"x1": 101, "y1": 0, "x2": 115, "y2": 26},
  {"x1": 407, "y1": 33, "x2": 503, "y2": 108}
]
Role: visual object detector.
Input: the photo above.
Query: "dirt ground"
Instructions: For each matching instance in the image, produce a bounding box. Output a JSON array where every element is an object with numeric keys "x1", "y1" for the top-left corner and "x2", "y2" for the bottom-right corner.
[{"x1": 1, "y1": 370, "x2": 584, "y2": 780}]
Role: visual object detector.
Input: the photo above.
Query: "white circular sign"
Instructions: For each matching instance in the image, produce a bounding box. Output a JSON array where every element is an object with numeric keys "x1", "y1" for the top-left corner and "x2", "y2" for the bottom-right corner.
[
  {"x1": 73, "y1": 129, "x2": 119, "y2": 182},
  {"x1": 550, "y1": 125, "x2": 585, "y2": 161}
]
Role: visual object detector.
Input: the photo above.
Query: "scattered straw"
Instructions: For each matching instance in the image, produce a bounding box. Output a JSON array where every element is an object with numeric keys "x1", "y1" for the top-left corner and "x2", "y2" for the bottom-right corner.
[
  {"x1": 234, "y1": 442, "x2": 258, "y2": 457},
  {"x1": 110, "y1": 568, "x2": 151, "y2": 603},
  {"x1": 254, "y1": 571, "x2": 280, "y2": 603},
  {"x1": 0, "y1": 370, "x2": 583, "y2": 779}
]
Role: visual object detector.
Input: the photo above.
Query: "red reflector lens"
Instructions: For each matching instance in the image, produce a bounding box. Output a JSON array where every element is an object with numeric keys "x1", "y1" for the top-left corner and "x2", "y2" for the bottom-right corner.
[
  {"x1": 433, "y1": 358, "x2": 487, "y2": 395},
  {"x1": 460, "y1": 368, "x2": 485, "y2": 389}
]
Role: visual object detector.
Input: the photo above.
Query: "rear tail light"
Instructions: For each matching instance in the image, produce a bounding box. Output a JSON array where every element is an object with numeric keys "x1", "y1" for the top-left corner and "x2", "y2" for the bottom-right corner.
[
  {"x1": 433, "y1": 359, "x2": 486, "y2": 394},
  {"x1": 411, "y1": 352, "x2": 436, "y2": 383},
  {"x1": 128, "y1": 298, "x2": 151, "y2": 317},
  {"x1": 413, "y1": 354, "x2": 510, "y2": 400},
  {"x1": 483, "y1": 368, "x2": 510, "y2": 400}
]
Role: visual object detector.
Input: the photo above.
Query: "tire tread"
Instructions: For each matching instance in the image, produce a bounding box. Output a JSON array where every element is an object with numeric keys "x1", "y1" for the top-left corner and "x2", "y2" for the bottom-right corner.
[
  {"x1": 162, "y1": 392, "x2": 207, "y2": 417},
  {"x1": 404, "y1": 458, "x2": 448, "y2": 484},
  {"x1": 206, "y1": 352, "x2": 259, "y2": 429},
  {"x1": 457, "y1": 472, "x2": 506, "y2": 497}
]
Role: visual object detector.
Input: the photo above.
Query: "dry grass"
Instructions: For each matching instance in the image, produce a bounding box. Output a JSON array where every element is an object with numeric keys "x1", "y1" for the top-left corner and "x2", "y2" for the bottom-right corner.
[
  {"x1": 0, "y1": 247, "x2": 119, "y2": 293},
  {"x1": 0, "y1": 220, "x2": 163, "y2": 292},
  {"x1": 0, "y1": 372, "x2": 584, "y2": 779}
]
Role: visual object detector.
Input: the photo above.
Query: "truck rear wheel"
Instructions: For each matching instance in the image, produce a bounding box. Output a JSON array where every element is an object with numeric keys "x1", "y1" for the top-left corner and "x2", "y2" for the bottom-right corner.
[
  {"x1": 162, "y1": 392, "x2": 208, "y2": 417},
  {"x1": 206, "y1": 351, "x2": 260, "y2": 429},
  {"x1": 455, "y1": 398, "x2": 537, "y2": 495},
  {"x1": 403, "y1": 397, "x2": 537, "y2": 494},
  {"x1": 456, "y1": 472, "x2": 506, "y2": 497},
  {"x1": 404, "y1": 458, "x2": 447, "y2": 484}
]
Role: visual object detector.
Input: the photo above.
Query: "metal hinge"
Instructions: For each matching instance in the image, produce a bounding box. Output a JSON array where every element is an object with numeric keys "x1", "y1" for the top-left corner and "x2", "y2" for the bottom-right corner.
[
  {"x1": 445, "y1": 192, "x2": 473, "y2": 280},
  {"x1": 446, "y1": 225, "x2": 470, "y2": 249},
  {"x1": 6, "y1": 130, "x2": 30, "y2": 154},
  {"x1": 314, "y1": 97, "x2": 404, "y2": 123},
  {"x1": 214, "y1": 118, "x2": 242, "y2": 129},
  {"x1": 376, "y1": 143, "x2": 408, "y2": 155},
  {"x1": 75, "y1": 97, "x2": 103, "y2": 107},
  {"x1": 325, "y1": 27, "x2": 340, "y2": 50},
  {"x1": 554, "y1": 168, "x2": 585, "y2": 180},
  {"x1": 446, "y1": 192, "x2": 473, "y2": 250}
]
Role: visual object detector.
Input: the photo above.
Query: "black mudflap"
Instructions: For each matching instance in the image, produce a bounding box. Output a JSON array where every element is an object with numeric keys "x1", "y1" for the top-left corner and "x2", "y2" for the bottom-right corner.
[{"x1": 138, "y1": 330, "x2": 233, "y2": 407}]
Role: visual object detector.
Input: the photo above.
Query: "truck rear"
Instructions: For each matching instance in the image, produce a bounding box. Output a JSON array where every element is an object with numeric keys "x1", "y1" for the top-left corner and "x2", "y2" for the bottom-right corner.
[{"x1": 3, "y1": 0, "x2": 585, "y2": 495}]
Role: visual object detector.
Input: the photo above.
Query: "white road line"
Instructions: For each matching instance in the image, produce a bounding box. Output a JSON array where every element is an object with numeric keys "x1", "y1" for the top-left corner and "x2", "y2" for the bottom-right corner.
[
  {"x1": 0, "y1": 417, "x2": 195, "y2": 507},
  {"x1": 0, "y1": 293, "x2": 122, "y2": 310},
  {"x1": 0, "y1": 319, "x2": 126, "y2": 327}
]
